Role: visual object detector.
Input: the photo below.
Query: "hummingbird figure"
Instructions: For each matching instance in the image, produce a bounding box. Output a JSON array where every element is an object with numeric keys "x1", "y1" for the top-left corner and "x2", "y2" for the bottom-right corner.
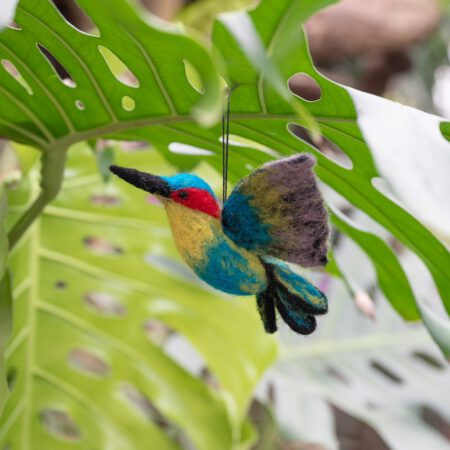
[{"x1": 110, "y1": 153, "x2": 329, "y2": 335}]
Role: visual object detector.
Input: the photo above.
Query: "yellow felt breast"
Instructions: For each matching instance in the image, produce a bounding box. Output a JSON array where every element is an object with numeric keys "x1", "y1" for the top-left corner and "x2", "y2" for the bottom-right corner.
[
  {"x1": 165, "y1": 201, "x2": 216, "y2": 262},
  {"x1": 164, "y1": 200, "x2": 267, "y2": 295}
]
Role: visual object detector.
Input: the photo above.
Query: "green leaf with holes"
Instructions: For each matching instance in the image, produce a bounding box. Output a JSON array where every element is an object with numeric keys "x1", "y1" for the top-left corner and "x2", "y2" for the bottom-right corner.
[
  {"x1": 0, "y1": 0, "x2": 449, "y2": 443},
  {"x1": 2, "y1": 0, "x2": 448, "y2": 329},
  {"x1": 206, "y1": 0, "x2": 450, "y2": 321},
  {"x1": 125, "y1": 0, "x2": 450, "y2": 326},
  {"x1": 119, "y1": 0, "x2": 449, "y2": 329},
  {"x1": 1, "y1": 146, "x2": 277, "y2": 449},
  {"x1": 0, "y1": 0, "x2": 221, "y2": 149}
]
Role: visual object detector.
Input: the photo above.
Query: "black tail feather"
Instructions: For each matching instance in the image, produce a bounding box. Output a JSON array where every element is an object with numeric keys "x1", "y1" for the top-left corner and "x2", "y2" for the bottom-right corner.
[
  {"x1": 256, "y1": 288, "x2": 277, "y2": 334},
  {"x1": 256, "y1": 258, "x2": 321, "y2": 335},
  {"x1": 275, "y1": 293, "x2": 317, "y2": 335}
]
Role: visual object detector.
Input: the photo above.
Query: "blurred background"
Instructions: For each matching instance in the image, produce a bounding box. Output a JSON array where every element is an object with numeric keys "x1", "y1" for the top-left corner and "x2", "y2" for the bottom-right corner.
[
  {"x1": 54, "y1": 0, "x2": 450, "y2": 118},
  {"x1": 26, "y1": 0, "x2": 450, "y2": 448},
  {"x1": 2, "y1": 1, "x2": 450, "y2": 449}
]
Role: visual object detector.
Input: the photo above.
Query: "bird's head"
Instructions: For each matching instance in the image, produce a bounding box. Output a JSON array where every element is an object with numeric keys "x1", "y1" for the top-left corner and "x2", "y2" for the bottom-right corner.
[{"x1": 110, "y1": 165, "x2": 221, "y2": 218}]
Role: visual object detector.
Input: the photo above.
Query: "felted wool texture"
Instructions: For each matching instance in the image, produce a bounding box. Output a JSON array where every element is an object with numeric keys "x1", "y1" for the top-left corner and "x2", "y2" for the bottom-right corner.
[
  {"x1": 164, "y1": 200, "x2": 267, "y2": 296},
  {"x1": 264, "y1": 256, "x2": 328, "y2": 315},
  {"x1": 275, "y1": 291, "x2": 317, "y2": 335},
  {"x1": 257, "y1": 257, "x2": 323, "y2": 335},
  {"x1": 222, "y1": 154, "x2": 329, "y2": 268},
  {"x1": 256, "y1": 286, "x2": 277, "y2": 334},
  {"x1": 111, "y1": 160, "x2": 329, "y2": 336}
]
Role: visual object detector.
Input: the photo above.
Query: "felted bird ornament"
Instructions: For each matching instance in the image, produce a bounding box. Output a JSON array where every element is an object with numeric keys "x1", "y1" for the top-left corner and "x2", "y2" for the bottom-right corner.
[{"x1": 110, "y1": 153, "x2": 329, "y2": 335}]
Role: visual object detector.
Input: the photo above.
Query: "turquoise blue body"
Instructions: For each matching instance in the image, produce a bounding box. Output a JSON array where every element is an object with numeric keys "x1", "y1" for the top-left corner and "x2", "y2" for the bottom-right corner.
[
  {"x1": 199, "y1": 236, "x2": 268, "y2": 295},
  {"x1": 221, "y1": 191, "x2": 273, "y2": 251}
]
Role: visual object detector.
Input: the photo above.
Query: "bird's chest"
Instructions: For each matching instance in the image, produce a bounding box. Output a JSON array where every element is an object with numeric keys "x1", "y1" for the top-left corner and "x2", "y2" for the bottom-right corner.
[{"x1": 165, "y1": 204, "x2": 267, "y2": 295}]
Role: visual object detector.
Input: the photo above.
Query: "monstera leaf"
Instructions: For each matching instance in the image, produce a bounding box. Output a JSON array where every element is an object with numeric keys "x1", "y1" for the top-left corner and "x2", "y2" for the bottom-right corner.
[
  {"x1": 269, "y1": 227, "x2": 450, "y2": 450},
  {"x1": 2, "y1": 0, "x2": 448, "y2": 328},
  {"x1": 121, "y1": 0, "x2": 449, "y2": 346},
  {"x1": 1, "y1": 145, "x2": 276, "y2": 449},
  {"x1": 0, "y1": 0, "x2": 449, "y2": 446}
]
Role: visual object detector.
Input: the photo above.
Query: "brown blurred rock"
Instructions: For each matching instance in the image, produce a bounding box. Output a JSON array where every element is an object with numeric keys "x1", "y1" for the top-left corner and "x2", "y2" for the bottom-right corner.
[
  {"x1": 359, "y1": 50, "x2": 412, "y2": 94},
  {"x1": 306, "y1": 0, "x2": 441, "y2": 65},
  {"x1": 51, "y1": 0, "x2": 441, "y2": 97},
  {"x1": 140, "y1": 0, "x2": 186, "y2": 20}
]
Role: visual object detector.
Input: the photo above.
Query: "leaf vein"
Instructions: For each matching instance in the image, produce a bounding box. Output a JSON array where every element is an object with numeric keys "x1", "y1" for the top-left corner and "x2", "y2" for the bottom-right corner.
[
  {"x1": 19, "y1": 7, "x2": 118, "y2": 123},
  {"x1": 0, "y1": 41, "x2": 75, "y2": 135},
  {"x1": 125, "y1": 29, "x2": 177, "y2": 116},
  {"x1": 0, "y1": 85, "x2": 53, "y2": 143}
]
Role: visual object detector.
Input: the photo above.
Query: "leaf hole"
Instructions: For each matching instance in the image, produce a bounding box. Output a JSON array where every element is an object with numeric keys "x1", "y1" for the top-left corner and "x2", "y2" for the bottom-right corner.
[
  {"x1": 183, "y1": 59, "x2": 203, "y2": 93},
  {"x1": 121, "y1": 141, "x2": 148, "y2": 152},
  {"x1": 40, "y1": 409, "x2": 82, "y2": 442},
  {"x1": 121, "y1": 383, "x2": 194, "y2": 448},
  {"x1": 54, "y1": 280, "x2": 67, "y2": 290},
  {"x1": 326, "y1": 365, "x2": 350, "y2": 385},
  {"x1": 370, "y1": 360, "x2": 403, "y2": 384},
  {"x1": 68, "y1": 348, "x2": 110, "y2": 377},
  {"x1": 75, "y1": 99, "x2": 85, "y2": 110},
  {"x1": 218, "y1": 134, "x2": 279, "y2": 157},
  {"x1": 371, "y1": 177, "x2": 401, "y2": 205},
  {"x1": 333, "y1": 406, "x2": 390, "y2": 448},
  {"x1": 200, "y1": 367, "x2": 220, "y2": 391},
  {"x1": 121, "y1": 96, "x2": 136, "y2": 112},
  {"x1": 288, "y1": 123, "x2": 353, "y2": 169},
  {"x1": 168, "y1": 142, "x2": 213, "y2": 156},
  {"x1": 421, "y1": 405, "x2": 450, "y2": 441},
  {"x1": 83, "y1": 236, "x2": 124, "y2": 256},
  {"x1": 89, "y1": 193, "x2": 121, "y2": 207},
  {"x1": 37, "y1": 43, "x2": 76, "y2": 88},
  {"x1": 411, "y1": 351, "x2": 445, "y2": 371},
  {"x1": 98, "y1": 46, "x2": 139, "y2": 88},
  {"x1": 288, "y1": 72, "x2": 322, "y2": 102},
  {"x1": 1, "y1": 59, "x2": 33, "y2": 95},
  {"x1": 7, "y1": 21, "x2": 21, "y2": 30},
  {"x1": 6, "y1": 367, "x2": 17, "y2": 390},
  {"x1": 143, "y1": 319, "x2": 175, "y2": 346},
  {"x1": 164, "y1": 334, "x2": 207, "y2": 377},
  {"x1": 49, "y1": 0, "x2": 100, "y2": 36},
  {"x1": 366, "y1": 401, "x2": 380, "y2": 410},
  {"x1": 85, "y1": 292, "x2": 126, "y2": 317},
  {"x1": 121, "y1": 383, "x2": 169, "y2": 426}
]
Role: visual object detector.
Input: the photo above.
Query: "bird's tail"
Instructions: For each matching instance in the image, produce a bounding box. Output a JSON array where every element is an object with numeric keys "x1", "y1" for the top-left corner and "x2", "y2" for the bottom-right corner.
[{"x1": 256, "y1": 257, "x2": 328, "y2": 335}]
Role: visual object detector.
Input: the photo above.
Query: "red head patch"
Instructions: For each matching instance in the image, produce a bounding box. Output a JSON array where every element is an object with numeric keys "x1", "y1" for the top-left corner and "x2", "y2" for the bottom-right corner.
[{"x1": 170, "y1": 188, "x2": 221, "y2": 218}]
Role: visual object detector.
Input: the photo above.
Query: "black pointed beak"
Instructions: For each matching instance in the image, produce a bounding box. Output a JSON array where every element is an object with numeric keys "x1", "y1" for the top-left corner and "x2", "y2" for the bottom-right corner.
[{"x1": 109, "y1": 165, "x2": 172, "y2": 197}]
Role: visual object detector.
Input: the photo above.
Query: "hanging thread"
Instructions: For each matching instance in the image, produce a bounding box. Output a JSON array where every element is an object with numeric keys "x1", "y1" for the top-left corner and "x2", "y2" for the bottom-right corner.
[{"x1": 222, "y1": 88, "x2": 230, "y2": 204}]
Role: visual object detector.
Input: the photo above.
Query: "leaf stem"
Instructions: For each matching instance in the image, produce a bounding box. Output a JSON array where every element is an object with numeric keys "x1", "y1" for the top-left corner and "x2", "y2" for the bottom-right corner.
[
  {"x1": 8, "y1": 148, "x2": 68, "y2": 250},
  {"x1": 0, "y1": 271, "x2": 13, "y2": 416}
]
